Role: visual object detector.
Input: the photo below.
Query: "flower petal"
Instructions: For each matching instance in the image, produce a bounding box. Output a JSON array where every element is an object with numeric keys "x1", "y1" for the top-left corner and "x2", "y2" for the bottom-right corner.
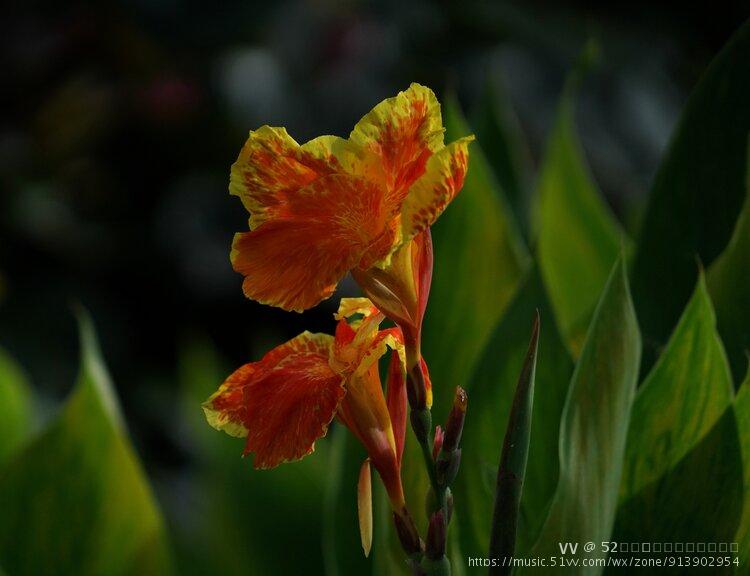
[
  {"x1": 386, "y1": 351, "x2": 407, "y2": 464},
  {"x1": 357, "y1": 459, "x2": 373, "y2": 558},
  {"x1": 202, "y1": 332, "x2": 345, "y2": 469},
  {"x1": 350, "y1": 83, "x2": 444, "y2": 209},
  {"x1": 400, "y1": 137, "x2": 473, "y2": 240},
  {"x1": 231, "y1": 174, "x2": 394, "y2": 312},
  {"x1": 230, "y1": 127, "x2": 379, "y2": 228}
]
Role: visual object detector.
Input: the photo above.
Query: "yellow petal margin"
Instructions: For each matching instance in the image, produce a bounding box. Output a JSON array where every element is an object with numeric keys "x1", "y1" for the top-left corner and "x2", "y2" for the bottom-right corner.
[{"x1": 400, "y1": 136, "x2": 474, "y2": 240}]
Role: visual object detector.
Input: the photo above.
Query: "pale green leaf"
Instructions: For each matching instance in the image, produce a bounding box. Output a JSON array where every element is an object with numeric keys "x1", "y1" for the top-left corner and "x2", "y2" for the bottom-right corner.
[
  {"x1": 518, "y1": 256, "x2": 640, "y2": 575},
  {"x1": 0, "y1": 310, "x2": 172, "y2": 576},
  {"x1": 0, "y1": 347, "x2": 32, "y2": 466},
  {"x1": 536, "y1": 81, "x2": 626, "y2": 356}
]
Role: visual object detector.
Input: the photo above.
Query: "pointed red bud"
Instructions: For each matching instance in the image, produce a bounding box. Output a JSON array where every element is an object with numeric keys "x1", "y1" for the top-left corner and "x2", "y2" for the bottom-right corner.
[
  {"x1": 432, "y1": 425, "x2": 444, "y2": 460},
  {"x1": 443, "y1": 386, "x2": 467, "y2": 452}
]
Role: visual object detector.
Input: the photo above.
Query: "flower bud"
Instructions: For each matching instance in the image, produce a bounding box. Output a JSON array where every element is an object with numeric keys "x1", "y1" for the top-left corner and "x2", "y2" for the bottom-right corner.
[
  {"x1": 443, "y1": 387, "x2": 467, "y2": 452},
  {"x1": 426, "y1": 510, "x2": 446, "y2": 560},
  {"x1": 432, "y1": 425, "x2": 444, "y2": 460},
  {"x1": 445, "y1": 488, "x2": 453, "y2": 524},
  {"x1": 435, "y1": 448, "x2": 461, "y2": 487},
  {"x1": 393, "y1": 508, "x2": 423, "y2": 557},
  {"x1": 410, "y1": 408, "x2": 432, "y2": 445},
  {"x1": 406, "y1": 361, "x2": 429, "y2": 410}
]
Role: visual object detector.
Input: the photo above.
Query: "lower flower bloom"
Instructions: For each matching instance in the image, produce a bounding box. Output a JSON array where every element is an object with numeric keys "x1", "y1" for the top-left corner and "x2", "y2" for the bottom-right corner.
[{"x1": 202, "y1": 298, "x2": 409, "y2": 511}]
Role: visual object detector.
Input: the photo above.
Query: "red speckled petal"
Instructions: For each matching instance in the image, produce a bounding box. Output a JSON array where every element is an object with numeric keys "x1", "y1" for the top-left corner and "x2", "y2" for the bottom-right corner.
[
  {"x1": 231, "y1": 174, "x2": 395, "y2": 312},
  {"x1": 350, "y1": 83, "x2": 444, "y2": 212},
  {"x1": 202, "y1": 332, "x2": 345, "y2": 469},
  {"x1": 230, "y1": 127, "x2": 380, "y2": 228}
]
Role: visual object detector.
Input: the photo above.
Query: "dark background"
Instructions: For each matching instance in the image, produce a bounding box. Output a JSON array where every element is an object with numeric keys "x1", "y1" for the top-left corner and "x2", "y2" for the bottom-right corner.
[{"x1": 0, "y1": 0, "x2": 747, "y2": 515}]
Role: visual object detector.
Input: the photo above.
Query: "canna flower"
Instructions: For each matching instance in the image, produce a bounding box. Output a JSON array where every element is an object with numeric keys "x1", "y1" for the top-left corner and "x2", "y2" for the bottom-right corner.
[
  {"x1": 202, "y1": 298, "x2": 410, "y2": 514},
  {"x1": 229, "y1": 83, "x2": 473, "y2": 394}
]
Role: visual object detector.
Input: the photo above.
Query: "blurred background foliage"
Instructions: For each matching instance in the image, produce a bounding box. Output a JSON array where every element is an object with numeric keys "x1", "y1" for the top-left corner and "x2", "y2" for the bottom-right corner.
[{"x1": 1, "y1": 1, "x2": 749, "y2": 575}]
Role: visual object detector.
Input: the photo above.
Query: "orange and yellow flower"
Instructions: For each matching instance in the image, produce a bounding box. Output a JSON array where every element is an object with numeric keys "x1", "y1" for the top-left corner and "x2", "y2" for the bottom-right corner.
[
  {"x1": 202, "y1": 298, "x2": 409, "y2": 511},
  {"x1": 229, "y1": 84, "x2": 472, "y2": 375}
]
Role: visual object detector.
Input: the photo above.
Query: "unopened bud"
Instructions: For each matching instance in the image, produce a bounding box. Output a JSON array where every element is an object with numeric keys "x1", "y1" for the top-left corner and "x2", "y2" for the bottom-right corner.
[
  {"x1": 445, "y1": 487, "x2": 454, "y2": 524},
  {"x1": 410, "y1": 408, "x2": 432, "y2": 445},
  {"x1": 432, "y1": 425, "x2": 444, "y2": 460},
  {"x1": 443, "y1": 387, "x2": 467, "y2": 452},
  {"x1": 406, "y1": 363, "x2": 428, "y2": 410},
  {"x1": 426, "y1": 510, "x2": 446, "y2": 560},
  {"x1": 393, "y1": 508, "x2": 423, "y2": 557},
  {"x1": 435, "y1": 448, "x2": 461, "y2": 487}
]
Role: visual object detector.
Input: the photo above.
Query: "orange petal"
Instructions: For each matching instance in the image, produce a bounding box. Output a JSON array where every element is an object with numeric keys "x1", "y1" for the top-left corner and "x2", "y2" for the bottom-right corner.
[
  {"x1": 350, "y1": 83, "x2": 444, "y2": 210},
  {"x1": 202, "y1": 332, "x2": 345, "y2": 469},
  {"x1": 400, "y1": 137, "x2": 473, "y2": 240},
  {"x1": 231, "y1": 175, "x2": 394, "y2": 312},
  {"x1": 357, "y1": 459, "x2": 373, "y2": 558},
  {"x1": 230, "y1": 127, "x2": 378, "y2": 228}
]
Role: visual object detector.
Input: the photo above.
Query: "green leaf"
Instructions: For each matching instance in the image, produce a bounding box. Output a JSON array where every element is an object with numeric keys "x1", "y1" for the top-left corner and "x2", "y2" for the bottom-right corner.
[
  {"x1": 423, "y1": 93, "x2": 529, "y2": 414},
  {"x1": 734, "y1": 371, "x2": 750, "y2": 573},
  {"x1": 172, "y1": 336, "x2": 330, "y2": 576},
  {"x1": 707, "y1": 143, "x2": 750, "y2": 384},
  {"x1": 611, "y1": 408, "x2": 743, "y2": 572},
  {"x1": 0, "y1": 347, "x2": 32, "y2": 466},
  {"x1": 488, "y1": 311, "x2": 539, "y2": 573},
  {"x1": 454, "y1": 267, "x2": 573, "y2": 559},
  {"x1": 0, "y1": 310, "x2": 172, "y2": 576},
  {"x1": 518, "y1": 256, "x2": 640, "y2": 575},
  {"x1": 536, "y1": 79, "x2": 626, "y2": 357},
  {"x1": 619, "y1": 274, "x2": 734, "y2": 502},
  {"x1": 632, "y1": 21, "x2": 750, "y2": 365},
  {"x1": 471, "y1": 75, "x2": 533, "y2": 238}
]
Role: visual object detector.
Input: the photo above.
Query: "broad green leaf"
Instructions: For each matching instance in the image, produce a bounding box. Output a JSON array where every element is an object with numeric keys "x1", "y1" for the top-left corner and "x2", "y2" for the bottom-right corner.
[
  {"x1": 0, "y1": 311, "x2": 171, "y2": 576},
  {"x1": 611, "y1": 408, "x2": 743, "y2": 573},
  {"x1": 632, "y1": 21, "x2": 750, "y2": 366},
  {"x1": 518, "y1": 256, "x2": 640, "y2": 575},
  {"x1": 488, "y1": 311, "x2": 539, "y2": 570},
  {"x1": 423, "y1": 93, "x2": 529, "y2": 414},
  {"x1": 536, "y1": 80, "x2": 626, "y2": 357},
  {"x1": 708, "y1": 146, "x2": 750, "y2": 384},
  {"x1": 619, "y1": 274, "x2": 734, "y2": 501},
  {"x1": 734, "y1": 372, "x2": 750, "y2": 573},
  {"x1": 0, "y1": 347, "x2": 32, "y2": 466},
  {"x1": 455, "y1": 268, "x2": 573, "y2": 559},
  {"x1": 173, "y1": 336, "x2": 329, "y2": 576},
  {"x1": 471, "y1": 76, "x2": 533, "y2": 238}
]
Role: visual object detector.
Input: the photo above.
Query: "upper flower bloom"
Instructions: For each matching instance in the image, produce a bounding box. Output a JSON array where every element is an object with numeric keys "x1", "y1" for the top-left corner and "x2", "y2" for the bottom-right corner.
[
  {"x1": 229, "y1": 83, "x2": 473, "y2": 314},
  {"x1": 202, "y1": 298, "x2": 409, "y2": 510}
]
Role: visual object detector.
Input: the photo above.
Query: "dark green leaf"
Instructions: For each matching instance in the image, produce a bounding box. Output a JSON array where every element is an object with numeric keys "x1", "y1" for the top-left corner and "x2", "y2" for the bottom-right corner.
[
  {"x1": 0, "y1": 347, "x2": 32, "y2": 467},
  {"x1": 611, "y1": 408, "x2": 743, "y2": 573},
  {"x1": 488, "y1": 311, "x2": 539, "y2": 574},
  {"x1": 632, "y1": 21, "x2": 750, "y2": 366},
  {"x1": 0, "y1": 310, "x2": 172, "y2": 576},
  {"x1": 471, "y1": 75, "x2": 533, "y2": 238},
  {"x1": 518, "y1": 256, "x2": 640, "y2": 575},
  {"x1": 454, "y1": 267, "x2": 573, "y2": 559},
  {"x1": 424, "y1": 93, "x2": 529, "y2": 414},
  {"x1": 536, "y1": 79, "x2": 626, "y2": 357},
  {"x1": 619, "y1": 274, "x2": 734, "y2": 502},
  {"x1": 734, "y1": 371, "x2": 750, "y2": 573},
  {"x1": 707, "y1": 143, "x2": 750, "y2": 384}
]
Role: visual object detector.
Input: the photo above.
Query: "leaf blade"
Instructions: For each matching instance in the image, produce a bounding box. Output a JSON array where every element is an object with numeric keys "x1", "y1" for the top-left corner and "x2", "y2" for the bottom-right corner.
[{"x1": 518, "y1": 255, "x2": 641, "y2": 575}]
